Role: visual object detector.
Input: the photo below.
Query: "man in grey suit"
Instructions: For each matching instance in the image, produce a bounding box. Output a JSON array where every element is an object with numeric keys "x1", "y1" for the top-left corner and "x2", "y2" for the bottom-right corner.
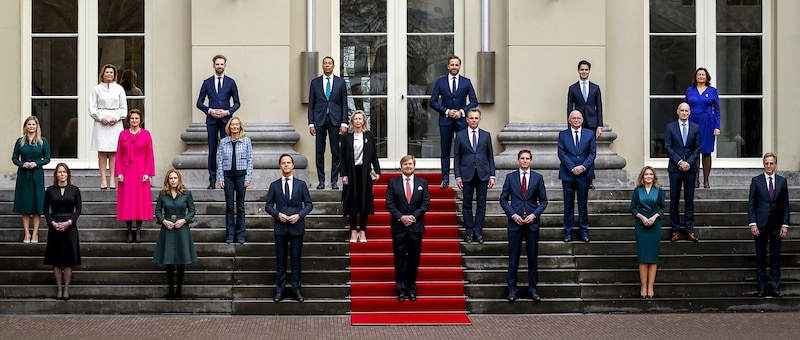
[
  {"x1": 308, "y1": 56, "x2": 349, "y2": 190},
  {"x1": 454, "y1": 108, "x2": 495, "y2": 244}
]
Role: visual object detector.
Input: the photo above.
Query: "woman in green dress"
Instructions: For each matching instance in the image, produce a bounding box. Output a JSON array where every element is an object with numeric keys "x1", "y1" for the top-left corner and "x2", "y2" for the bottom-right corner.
[
  {"x1": 12, "y1": 116, "x2": 51, "y2": 243},
  {"x1": 630, "y1": 166, "x2": 665, "y2": 299},
  {"x1": 152, "y1": 169, "x2": 197, "y2": 299}
]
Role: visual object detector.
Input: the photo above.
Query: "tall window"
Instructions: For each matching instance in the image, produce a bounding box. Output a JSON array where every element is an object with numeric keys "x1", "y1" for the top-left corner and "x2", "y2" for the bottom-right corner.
[{"x1": 648, "y1": 0, "x2": 765, "y2": 160}]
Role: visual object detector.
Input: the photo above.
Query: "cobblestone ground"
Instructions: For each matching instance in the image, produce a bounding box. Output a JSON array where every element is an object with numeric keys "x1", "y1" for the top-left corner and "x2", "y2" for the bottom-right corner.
[{"x1": 2, "y1": 313, "x2": 797, "y2": 340}]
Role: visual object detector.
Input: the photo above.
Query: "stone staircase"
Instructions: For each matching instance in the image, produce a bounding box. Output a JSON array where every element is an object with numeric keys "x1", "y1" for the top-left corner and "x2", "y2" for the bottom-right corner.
[{"x1": 1, "y1": 170, "x2": 799, "y2": 315}]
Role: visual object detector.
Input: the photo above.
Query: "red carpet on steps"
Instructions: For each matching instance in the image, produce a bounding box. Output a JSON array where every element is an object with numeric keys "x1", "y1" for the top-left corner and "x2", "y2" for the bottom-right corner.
[{"x1": 349, "y1": 172, "x2": 471, "y2": 325}]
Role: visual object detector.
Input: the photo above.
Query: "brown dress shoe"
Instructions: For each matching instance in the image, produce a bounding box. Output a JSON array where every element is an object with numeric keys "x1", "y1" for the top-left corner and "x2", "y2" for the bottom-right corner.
[
  {"x1": 670, "y1": 233, "x2": 679, "y2": 242},
  {"x1": 686, "y1": 233, "x2": 699, "y2": 242}
]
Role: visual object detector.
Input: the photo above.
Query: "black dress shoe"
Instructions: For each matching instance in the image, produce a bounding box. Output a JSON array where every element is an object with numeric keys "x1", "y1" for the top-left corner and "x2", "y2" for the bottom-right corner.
[
  {"x1": 477, "y1": 235, "x2": 484, "y2": 245},
  {"x1": 589, "y1": 183, "x2": 595, "y2": 190},
  {"x1": 772, "y1": 289, "x2": 784, "y2": 298},
  {"x1": 207, "y1": 183, "x2": 215, "y2": 190},
  {"x1": 295, "y1": 291, "x2": 305, "y2": 302},
  {"x1": 757, "y1": 290, "x2": 766, "y2": 298},
  {"x1": 273, "y1": 292, "x2": 283, "y2": 302},
  {"x1": 582, "y1": 234, "x2": 590, "y2": 243},
  {"x1": 331, "y1": 183, "x2": 339, "y2": 190},
  {"x1": 507, "y1": 292, "x2": 517, "y2": 302},
  {"x1": 440, "y1": 180, "x2": 449, "y2": 189},
  {"x1": 530, "y1": 291, "x2": 542, "y2": 303},
  {"x1": 397, "y1": 292, "x2": 406, "y2": 302},
  {"x1": 316, "y1": 183, "x2": 325, "y2": 190},
  {"x1": 563, "y1": 235, "x2": 572, "y2": 242},
  {"x1": 408, "y1": 291, "x2": 417, "y2": 301},
  {"x1": 464, "y1": 235, "x2": 472, "y2": 244}
]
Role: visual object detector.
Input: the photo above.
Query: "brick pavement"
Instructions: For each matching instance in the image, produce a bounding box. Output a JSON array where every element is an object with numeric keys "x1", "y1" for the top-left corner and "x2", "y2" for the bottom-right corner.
[{"x1": 1, "y1": 313, "x2": 798, "y2": 340}]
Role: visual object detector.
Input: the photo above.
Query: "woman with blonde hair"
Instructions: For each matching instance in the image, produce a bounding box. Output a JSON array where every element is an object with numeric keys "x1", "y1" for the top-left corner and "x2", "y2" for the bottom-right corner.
[
  {"x1": 340, "y1": 110, "x2": 381, "y2": 242},
  {"x1": 217, "y1": 117, "x2": 253, "y2": 244},
  {"x1": 12, "y1": 116, "x2": 51, "y2": 243},
  {"x1": 630, "y1": 166, "x2": 665, "y2": 298},
  {"x1": 153, "y1": 169, "x2": 197, "y2": 299},
  {"x1": 89, "y1": 64, "x2": 127, "y2": 189}
]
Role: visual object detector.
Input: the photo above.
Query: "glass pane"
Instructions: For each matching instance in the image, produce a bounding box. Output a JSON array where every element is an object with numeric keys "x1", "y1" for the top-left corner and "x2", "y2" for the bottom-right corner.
[
  {"x1": 407, "y1": 98, "x2": 439, "y2": 159},
  {"x1": 650, "y1": 36, "x2": 695, "y2": 95},
  {"x1": 716, "y1": 36, "x2": 761, "y2": 95},
  {"x1": 340, "y1": 36, "x2": 387, "y2": 95},
  {"x1": 340, "y1": 0, "x2": 386, "y2": 33},
  {"x1": 716, "y1": 0, "x2": 761, "y2": 33},
  {"x1": 650, "y1": 0, "x2": 696, "y2": 33},
  {"x1": 718, "y1": 98, "x2": 761, "y2": 158},
  {"x1": 352, "y1": 98, "x2": 387, "y2": 158},
  {"x1": 407, "y1": 35, "x2": 454, "y2": 94},
  {"x1": 408, "y1": 0, "x2": 455, "y2": 33},
  {"x1": 649, "y1": 98, "x2": 685, "y2": 158},
  {"x1": 33, "y1": 38, "x2": 77, "y2": 96},
  {"x1": 98, "y1": 0, "x2": 145, "y2": 33},
  {"x1": 99, "y1": 36, "x2": 145, "y2": 95},
  {"x1": 33, "y1": 0, "x2": 78, "y2": 33},
  {"x1": 32, "y1": 99, "x2": 78, "y2": 158}
]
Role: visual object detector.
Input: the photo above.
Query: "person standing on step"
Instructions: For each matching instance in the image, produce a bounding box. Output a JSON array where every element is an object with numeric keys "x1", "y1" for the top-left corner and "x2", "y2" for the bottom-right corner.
[
  {"x1": 12, "y1": 116, "x2": 50, "y2": 243},
  {"x1": 558, "y1": 111, "x2": 596, "y2": 243},
  {"x1": 566, "y1": 60, "x2": 603, "y2": 189},
  {"x1": 265, "y1": 154, "x2": 313, "y2": 303},
  {"x1": 500, "y1": 150, "x2": 547, "y2": 302},
  {"x1": 153, "y1": 169, "x2": 198, "y2": 300},
  {"x1": 44, "y1": 163, "x2": 81, "y2": 301},
  {"x1": 89, "y1": 64, "x2": 127, "y2": 190},
  {"x1": 454, "y1": 108, "x2": 495, "y2": 244},
  {"x1": 196, "y1": 54, "x2": 241, "y2": 190},
  {"x1": 115, "y1": 109, "x2": 155, "y2": 243},
  {"x1": 216, "y1": 117, "x2": 253, "y2": 244},
  {"x1": 684, "y1": 67, "x2": 720, "y2": 189},
  {"x1": 340, "y1": 110, "x2": 381, "y2": 243},
  {"x1": 748, "y1": 152, "x2": 790, "y2": 298},
  {"x1": 664, "y1": 102, "x2": 701, "y2": 242},
  {"x1": 630, "y1": 166, "x2": 665, "y2": 299},
  {"x1": 308, "y1": 56, "x2": 349, "y2": 190},
  {"x1": 385, "y1": 155, "x2": 430, "y2": 302},
  {"x1": 429, "y1": 54, "x2": 478, "y2": 189}
]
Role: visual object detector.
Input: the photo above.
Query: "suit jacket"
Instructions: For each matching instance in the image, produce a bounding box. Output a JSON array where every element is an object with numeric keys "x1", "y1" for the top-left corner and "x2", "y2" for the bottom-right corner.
[
  {"x1": 500, "y1": 169, "x2": 548, "y2": 232},
  {"x1": 429, "y1": 75, "x2": 478, "y2": 125},
  {"x1": 567, "y1": 81, "x2": 603, "y2": 129},
  {"x1": 664, "y1": 120, "x2": 701, "y2": 173},
  {"x1": 385, "y1": 175, "x2": 430, "y2": 234},
  {"x1": 196, "y1": 75, "x2": 241, "y2": 125},
  {"x1": 339, "y1": 131, "x2": 381, "y2": 214},
  {"x1": 748, "y1": 174, "x2": 790, "y2": 229},
  {"x1": 453, "y1": 128, "x2": 495, "y2": 182},
  {"x1": 557, "y1": 128, "x2": 596, "y2": 180},
  {"x1": 307, "y1": 74, "x2": 349, "y2": 127},
  {"x1": 265, "y1": 177, "x2": 313, "y2": 236}
]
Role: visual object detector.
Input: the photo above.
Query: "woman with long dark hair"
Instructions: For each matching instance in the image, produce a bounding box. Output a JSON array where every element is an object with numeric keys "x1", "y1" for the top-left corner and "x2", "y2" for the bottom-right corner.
[{"x1": 44, "y1": 163, "x2": 82, "y2": 300}]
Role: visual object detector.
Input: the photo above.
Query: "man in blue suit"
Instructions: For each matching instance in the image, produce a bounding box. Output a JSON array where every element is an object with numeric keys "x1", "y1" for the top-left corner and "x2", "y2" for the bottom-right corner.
[
  {"x1": 308, "y1": 56, "x2": 349, "y2": 190},
  {"x1": 196, "y1": 54, "x2": 241, "y2": 189},
  {"x1": 264, "y1": 154, "x2": 313, "y2": 303},
  {"x1": 500, "y1": 149, "x2": 547, "y2": 302},
  {"x1": 748, "y1": 152, "x2": 790, "y2": 298},
  {"x1": 567, "y1": 60, "x2": 603, "y2": 190},
  {"x1": 664, "y1": 102, "x2": 701, "y2": 242},
  {"x1": 429, "y1": 55, "x2": 478, "y2": 189},
  {"x1": 385, "y1": 155, "x2": 430, "y2": 302},
  {"x1": 454, "y1": 108, "x2": 495, "y2": 244},
  {"x1": 558, "y1": 111, "x2": 596, "y2": 242}
]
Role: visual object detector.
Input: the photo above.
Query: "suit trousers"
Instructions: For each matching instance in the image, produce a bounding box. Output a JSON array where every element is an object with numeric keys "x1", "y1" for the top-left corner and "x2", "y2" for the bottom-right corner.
[
  {"x1": 392, "y1": 229, "x2": 422, "y2": 293},
  {"x1": 438, "y1": 118, "x2": 467, "y2": 180},
  {"x1": 668, "y1": 171, "x2": 695, "y2": 233},
  {"x1": 223, "y1": 170, "x2": 247, "y2": 242},
  {"x1": 562, "y1": 177, "x2": 590, "y2": 236},
  {"x1": 315, "y1": 116, "x2": 342, "y2": 185},
  {"x1": 207, "y1": 119, "x2": 227, "y2": 184},
  {"x1": 275, "y1": 233, "x2": 304, "y2": 294},
  {"x1": 754, "y1": 226, "x2": 782, "y2": 290},
  {"x1": 462, "y1": 176, "x2": 488, "y2": 237},
  {"x1": 507, "y1": 226, "x2": 539, "y2": 295}
]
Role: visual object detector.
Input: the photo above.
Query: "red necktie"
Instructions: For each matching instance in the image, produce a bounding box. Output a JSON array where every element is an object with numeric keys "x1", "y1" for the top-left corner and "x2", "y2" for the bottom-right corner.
[
  {"x1": 405, "y1": 178, "x2": 412, "y2": 203},
  {"x1": 522, "y1": 172, "x2": 528, "y2": 215},
  {"x1": 769, "y1": 176, "x2": 775, "y2": 200}
]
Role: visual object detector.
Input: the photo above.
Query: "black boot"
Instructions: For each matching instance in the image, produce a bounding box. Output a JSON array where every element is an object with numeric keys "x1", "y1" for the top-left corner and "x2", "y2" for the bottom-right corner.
[
  {"x1": 126, "y1": 221, "x2": 133, "y2": 243},
  {"x1": 175, "y1": 265, "x2": 185, "y2": 299},
  {"x1": 135, "y1": 221, "x2": 142, "y2": 243},
  {"x1": 164, "y1": 265, "x2": 175, "y2": 299}
]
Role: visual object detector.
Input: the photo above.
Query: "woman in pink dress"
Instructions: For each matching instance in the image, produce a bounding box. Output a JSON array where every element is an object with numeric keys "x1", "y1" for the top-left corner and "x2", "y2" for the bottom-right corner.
[{"x1": 115, "y1": 109, "x2": 155, "y2": 243}]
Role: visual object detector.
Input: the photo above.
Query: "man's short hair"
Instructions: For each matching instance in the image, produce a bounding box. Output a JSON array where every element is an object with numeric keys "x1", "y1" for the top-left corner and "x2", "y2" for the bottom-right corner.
[
  {"x1": 763, "y1": 152, "x2": 777, "y2": 163},
  {"x1": 213, "y1": 54, "x2": 227, "y2": 63},
  {"x1": 578, "y1": 60, "x2": 591, "y2": 70},
  {"x1": 400, "y1": 154, "x2": 416, "y2": 165},
  {"x1": 518, "y1": 149, "x2": 532, "y2": 159},
  {"x1": 279, "y1": 153, "x2": 294, "y2": 165}
]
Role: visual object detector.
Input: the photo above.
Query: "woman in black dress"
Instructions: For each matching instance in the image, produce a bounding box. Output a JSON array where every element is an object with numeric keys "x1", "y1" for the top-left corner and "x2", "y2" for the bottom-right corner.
[
  {"x1": 340, "y1": 110, "x2": 381, "y2": 242},
  {"x1": 43, "y1": 163, "x2": 82, "y2": 300}
]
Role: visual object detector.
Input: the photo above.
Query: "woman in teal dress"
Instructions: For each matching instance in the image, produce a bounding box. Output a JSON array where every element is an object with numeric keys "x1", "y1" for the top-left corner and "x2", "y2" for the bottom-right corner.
[
  {"x1": 12, "y1": 116, "x2": 51, "y2": 243},
  {"x1": 152, "y1": 169, "x2": 197, "y2": 299},
  {"x1": 630, "y1": 166, "x2": 665, "y2": 299}
]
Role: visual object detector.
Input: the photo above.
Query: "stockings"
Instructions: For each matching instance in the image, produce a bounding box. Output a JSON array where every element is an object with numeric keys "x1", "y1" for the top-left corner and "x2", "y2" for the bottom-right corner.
[
  {"x1": 126, "y1": 220, "x2": 143, "y2": 243},
  {"x1": 165, "y1": 264, "x2": 186, "y2": 299}
]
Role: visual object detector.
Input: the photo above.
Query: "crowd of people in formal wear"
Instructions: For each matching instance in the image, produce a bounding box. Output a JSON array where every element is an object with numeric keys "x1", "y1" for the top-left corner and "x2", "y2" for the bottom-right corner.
[{"x1": 10, "y1": 54, "x2": 787, "y2": 304}]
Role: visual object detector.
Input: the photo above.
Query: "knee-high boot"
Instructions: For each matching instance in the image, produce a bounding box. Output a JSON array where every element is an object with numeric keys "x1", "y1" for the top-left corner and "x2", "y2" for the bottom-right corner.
[{"x1": 165, "y1": 265, "x2": 175, "y2": 299}]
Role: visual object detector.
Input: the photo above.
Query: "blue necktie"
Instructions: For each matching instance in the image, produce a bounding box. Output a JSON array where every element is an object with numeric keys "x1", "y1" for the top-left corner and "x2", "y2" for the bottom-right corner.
[
  {"x1": 574, "y1": 130, "x2": 579, "y2": 148},
  {"x1": 471, "y1": 130, "x2": 477, "y2": 151},
  {"x1": 284, "y1": 178, "x2": 290, "y2": 201},
  {"x1": 451, "y1": 76, "x2": 457, "y2": 94},
  {"x1": 681, "y1": 123, "x2": 688, "y2": 145},
  {"x1": 582, "y1": 82, "x2": 588, "y2": 101},
  {"x1": 325, "y1": 77, "x2": 331, "y2": 100},
  {"x1": 216, "y1": 77, "x2": 221, "y2": 94}
]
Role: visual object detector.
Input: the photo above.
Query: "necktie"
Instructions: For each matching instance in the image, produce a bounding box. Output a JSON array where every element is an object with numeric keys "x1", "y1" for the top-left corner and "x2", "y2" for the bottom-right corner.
[
  {"x1": 769, "y1": 176, "x2": 775, "y2": 200},
  {"x1": 574, "y1": 130, "x2": 579, "y2": 147},
  {"x1": 471, "y1": 130, "x2": 477, "y2": 151},
  {"x1": 284, "y1": 178, "x2": 291, "y2": 201},
  {"x1": 681, "y1": 123, "x2": 688, "y2": 145},
  {"x1": 216, "y1": 77, "x2": 221, "y2": 93},
  {"x1": 451, "y1": 76, "x2": 457, "y2": 94},
  {"x1": 405, "y1": 178, "x2": 412, "y2": 203},
  {"x1": 522, "y1": 171, "x2": 528, "y2": 215},
  {"x1": 582, "y1": 82, "x2": 588, "y2": 101},
  {"x1": 325, "y1": 77, "x2": 331, "y2": 100}
]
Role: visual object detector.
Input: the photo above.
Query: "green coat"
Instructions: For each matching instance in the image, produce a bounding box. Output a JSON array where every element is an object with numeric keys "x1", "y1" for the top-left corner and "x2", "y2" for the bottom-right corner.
[
  {"x1": 152, "y1": 190, "x2": 198, "y2": 265},
  {"x1": 12, "y1": 137, "x2": 50, "y2": 214}
]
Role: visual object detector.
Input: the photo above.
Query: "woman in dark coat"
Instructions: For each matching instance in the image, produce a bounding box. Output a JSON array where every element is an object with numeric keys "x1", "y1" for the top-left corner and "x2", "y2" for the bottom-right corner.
[
  {"x1": 44, "y1": 163, "x2": 81, "y2": 300},
  {"x1": 630, "y1": 166, "x2": 665, "y2": 299},
  {"x1": 13, "y1": 116, "x2": 51, "y2": 243},
  {"x1": 340, "y1": 110, "x2": 381, "y2": 243},
  {"x1": 153, "y1": 169, "x2": 198, "y2": 299}
]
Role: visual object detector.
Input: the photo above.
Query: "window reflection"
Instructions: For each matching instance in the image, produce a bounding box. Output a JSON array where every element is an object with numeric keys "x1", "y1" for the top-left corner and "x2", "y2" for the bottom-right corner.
[{"x1": 33, "y1": 0, "x2": 77, "y2": 33}]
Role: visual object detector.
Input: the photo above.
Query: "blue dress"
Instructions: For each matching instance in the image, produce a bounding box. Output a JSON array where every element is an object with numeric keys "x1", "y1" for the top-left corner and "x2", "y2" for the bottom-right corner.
[
  {"x1": 631, "y1": 186, "x2": 665, "y2": 264},
  {"x1": 684, "y1": 86, "x2": 721, "y2": 153}
]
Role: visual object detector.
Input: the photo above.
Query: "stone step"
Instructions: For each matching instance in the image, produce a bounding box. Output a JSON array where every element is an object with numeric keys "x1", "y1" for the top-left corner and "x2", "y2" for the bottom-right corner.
[
  {"x1": 1, "y1": 270, "x2": 350, "y2": 286},
  {"x1": 0, "y1": 256, "x2": 350, "y2": 271},
  {"x1": 0, "y1": 284, "x2": 349, "y2": 300}
]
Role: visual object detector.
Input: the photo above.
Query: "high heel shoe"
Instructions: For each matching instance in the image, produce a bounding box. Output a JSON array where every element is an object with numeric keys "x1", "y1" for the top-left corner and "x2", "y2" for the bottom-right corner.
[
  {"x1": 31, "y1": 234, "x2": 39, "y2": 243},
  {"x1": 358, "y1": 231, "x2": 367, "y2": 243},
  {"x1": 703, "y1": 183, "x2": 710, "y2": 189}
]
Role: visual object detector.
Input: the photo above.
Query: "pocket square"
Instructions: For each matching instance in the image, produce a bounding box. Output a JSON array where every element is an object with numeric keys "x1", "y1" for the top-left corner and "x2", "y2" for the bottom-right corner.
[{"x1": 417, "y1": 186, "x2": 423, "y2": 190}]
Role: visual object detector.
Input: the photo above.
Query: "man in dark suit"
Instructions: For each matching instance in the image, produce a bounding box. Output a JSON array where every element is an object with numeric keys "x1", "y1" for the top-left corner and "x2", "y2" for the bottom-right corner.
[
  {"x1": 567, "y1": 60, "x2": 603, "y2": 190},
  {"x1": 264, "y1": 154, "x2": 313, "y2": 303},
  {"x1": 500, "y1": 149, "x2": 547, "y2": 302},
  {"x1": 385, "y1": 155, "x2": 430, "y2": 302},
  {"x1": 558, "y1": 111, "x2": 596, "y2": 242},
  {"x1": 429, "y1": 55, "x2": 478, "y2": 189},
  {"x1": 664, "y1": 102, "x2": 701, "y2": 242},
  {"x1": 308, "y1": 56, "x2": 349, "y2": 190},
  {"x1": 748, "y1": 152, "x2": 790, "y2": 298},
  {"x1": 196, "y1": 54, "x2": 241, "y2": 189},
  {"x1": 454, "y1": 108, "x2": 495, "y2": 244}
]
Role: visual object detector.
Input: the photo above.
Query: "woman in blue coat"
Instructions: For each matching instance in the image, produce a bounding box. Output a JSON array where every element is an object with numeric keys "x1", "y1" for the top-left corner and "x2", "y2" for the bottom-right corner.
[
  {"x1": 684, "y1": 67, "x2": 720, "y2": 188},
  {"x1": 631, "y1": 166, "x2": 665, "y2": 299}
]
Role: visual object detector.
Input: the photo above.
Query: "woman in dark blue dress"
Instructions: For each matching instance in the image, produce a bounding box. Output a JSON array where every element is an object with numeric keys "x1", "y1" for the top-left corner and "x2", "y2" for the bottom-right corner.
[
  {"x1": 684, "y1": 67, "x2": 720, "y2": 188},
  {"x1": 631, "y1": 166, "x2": 665, "y2": 299},
  {"x1": 44, "y1": 163, "x2": 82, "y2": 300}
]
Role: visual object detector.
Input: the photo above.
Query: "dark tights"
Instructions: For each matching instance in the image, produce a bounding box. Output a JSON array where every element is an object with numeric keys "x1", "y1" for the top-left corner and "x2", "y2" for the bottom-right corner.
[
  {"x1": 165, "y1": 264, "x2": 186, "y2": 299},
  {"x1": 695, "y1": 153, "x2": 712, "y2": 186},
  {"x1": 126, "y1": 220, "x2": 143, "y2": 242},
  {"x1": 348, "y1": 214, "x2": 369, "y2": 231}
]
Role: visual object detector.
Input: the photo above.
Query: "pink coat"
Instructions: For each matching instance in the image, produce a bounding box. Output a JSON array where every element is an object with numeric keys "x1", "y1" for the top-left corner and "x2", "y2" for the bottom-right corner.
[{"x1": 115, "y1": 129, "x2": 155, "y2": 221}]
